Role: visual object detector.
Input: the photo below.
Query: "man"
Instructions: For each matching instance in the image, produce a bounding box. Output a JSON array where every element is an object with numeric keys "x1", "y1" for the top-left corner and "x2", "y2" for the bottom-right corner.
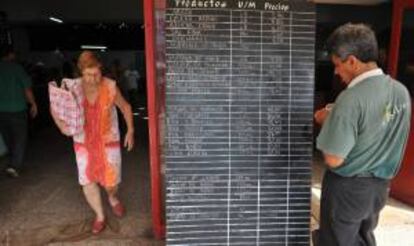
[
  {"x1": 124, "y1": 65, "x2": 140, "y2": 106},
  {"x1": 0, "y1": 46, "x2": 37, "y2": 177},
  {"x1": 314, "y1": 23, "x2": 411, "y2": 246}
]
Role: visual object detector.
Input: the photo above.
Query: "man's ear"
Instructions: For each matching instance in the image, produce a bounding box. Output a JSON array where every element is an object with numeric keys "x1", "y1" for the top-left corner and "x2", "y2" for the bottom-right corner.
[
  {"x1": 347, "y1": 55, "x2": 360, "y2": 69},
  {"x1": 347, "y1": 55, "x2": 355, "y2": 64}
]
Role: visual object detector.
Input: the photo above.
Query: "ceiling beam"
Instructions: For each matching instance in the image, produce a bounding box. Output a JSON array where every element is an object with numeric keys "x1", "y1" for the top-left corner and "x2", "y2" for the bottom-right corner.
[{"x1": 311, "y1": 0, "x2": 388, "y2": 5}]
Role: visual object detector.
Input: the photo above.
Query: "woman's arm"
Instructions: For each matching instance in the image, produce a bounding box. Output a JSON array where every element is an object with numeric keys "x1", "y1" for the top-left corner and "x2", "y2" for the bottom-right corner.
[{"x1": 114, "y1": 86, "x2": 134, "y2": 151}]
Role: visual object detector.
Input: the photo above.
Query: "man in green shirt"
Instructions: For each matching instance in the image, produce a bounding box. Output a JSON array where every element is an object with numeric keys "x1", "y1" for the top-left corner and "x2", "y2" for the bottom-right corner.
[
  {"x1": 314, "y1": 24, "x2": 411, "y2": 246},
  {"x1": 0, "y1": 46, "x2": 37, "y2": 177}
]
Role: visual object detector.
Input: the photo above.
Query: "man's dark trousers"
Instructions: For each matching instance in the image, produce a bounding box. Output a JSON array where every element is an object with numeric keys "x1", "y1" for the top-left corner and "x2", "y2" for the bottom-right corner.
[
  {"x1": 316, "y1": 170, "x2": 389, "y2": 246},
  {"x1": 0, "y1": 111, "x2": 28, "y2": 170}
]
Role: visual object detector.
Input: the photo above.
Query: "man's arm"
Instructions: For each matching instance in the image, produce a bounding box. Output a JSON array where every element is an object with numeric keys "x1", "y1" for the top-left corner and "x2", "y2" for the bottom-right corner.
[
  {"x1": 322, "y1": 152, "x2": 344, "y2": 168},
  {"x1": 24, "y1": 88, "x2": 38, "y2": 118},
  {"x1": 315, "y1": 103, "x2": 346, "y2": 168}
]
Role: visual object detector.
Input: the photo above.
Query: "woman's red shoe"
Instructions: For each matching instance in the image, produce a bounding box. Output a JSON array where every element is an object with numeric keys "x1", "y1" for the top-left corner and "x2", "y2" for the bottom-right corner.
[
  {"x1": 92, "y1": 219, "x2": 106, "y2": 234},
  {"x1": 111, "y1": 202, "x2": 125, "y2": 218}
]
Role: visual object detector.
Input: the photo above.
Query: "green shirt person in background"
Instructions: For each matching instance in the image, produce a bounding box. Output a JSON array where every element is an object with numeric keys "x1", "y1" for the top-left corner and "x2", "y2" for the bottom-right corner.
[
  {"x1": 0, "y1": 46, "x2": 37, "y2": 178},
  {"x1": 313, "y1": 23, "x2": 411, "y2": 246}
]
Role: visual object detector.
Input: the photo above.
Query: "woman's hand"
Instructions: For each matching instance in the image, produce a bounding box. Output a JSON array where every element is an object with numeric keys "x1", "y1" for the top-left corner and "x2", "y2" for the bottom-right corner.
[
  {"x1": 114, "y1": 85, "x2": 135, "y2": 151},
  {"x1": 124, "y1": 130, "x2": 134, "y2": 151}
]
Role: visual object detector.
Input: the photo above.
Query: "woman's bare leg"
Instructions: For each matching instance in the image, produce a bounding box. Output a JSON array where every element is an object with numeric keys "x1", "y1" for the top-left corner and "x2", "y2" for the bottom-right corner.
[
  {"x1": 82, "y1": 183, "x2": 105, "y2": 221},
  {"x1": 105, "y1": 185, "x2": 120, "y2": 206}
]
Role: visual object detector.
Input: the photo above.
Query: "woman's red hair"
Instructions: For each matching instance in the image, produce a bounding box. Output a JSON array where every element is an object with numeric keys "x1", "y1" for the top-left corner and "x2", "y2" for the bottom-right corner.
[{"x1": 77, "y1": 50, "x2": 102, "y2": 71}]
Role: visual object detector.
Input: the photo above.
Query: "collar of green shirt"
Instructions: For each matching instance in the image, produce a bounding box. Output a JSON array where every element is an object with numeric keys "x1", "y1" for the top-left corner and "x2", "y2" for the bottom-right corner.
[{"x1": 347, "y1": 68, "x2": 384, "y2": 89}]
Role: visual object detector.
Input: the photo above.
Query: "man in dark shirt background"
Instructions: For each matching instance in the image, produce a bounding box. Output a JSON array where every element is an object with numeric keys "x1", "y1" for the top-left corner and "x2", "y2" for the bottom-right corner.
[{"x1": 0, "y1": 46, "x2": 37, "y2": 177}]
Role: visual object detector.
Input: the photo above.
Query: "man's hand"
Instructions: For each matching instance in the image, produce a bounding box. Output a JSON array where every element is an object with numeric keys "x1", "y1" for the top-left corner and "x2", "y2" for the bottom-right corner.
[
  {"x1": 314, "y1": 104, "x2": 333, "y2": 125},
  {"x1": 29, "y1": 103, "x2": 38, "y2": 118}
]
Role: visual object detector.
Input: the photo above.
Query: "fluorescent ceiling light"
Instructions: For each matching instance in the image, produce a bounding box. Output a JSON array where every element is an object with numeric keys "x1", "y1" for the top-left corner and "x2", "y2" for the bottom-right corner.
[
  {"x1": 81, "y1": 45, "x2": 107, "y2": 50},
  {"x1": 49, "y1": 17, "x2": 63, "y2": 23}
]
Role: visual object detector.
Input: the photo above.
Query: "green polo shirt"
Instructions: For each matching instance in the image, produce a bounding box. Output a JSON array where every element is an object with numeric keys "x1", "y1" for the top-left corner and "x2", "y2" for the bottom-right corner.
[
  {"x1": 0, "y1": 61, "x2": 32, "y2": 112},
  {"x1": 317, "y1": 74, "x2": 411, "y2": 179}
]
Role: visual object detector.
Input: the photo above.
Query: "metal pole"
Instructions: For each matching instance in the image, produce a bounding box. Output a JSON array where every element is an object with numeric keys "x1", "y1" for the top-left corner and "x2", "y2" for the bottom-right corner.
[
  {"x1": 143, "y1": 0, "x2": 165, "y2": 240},
  {"x1": 387, "y1": 0, "x2": 404, "y2": 78}
]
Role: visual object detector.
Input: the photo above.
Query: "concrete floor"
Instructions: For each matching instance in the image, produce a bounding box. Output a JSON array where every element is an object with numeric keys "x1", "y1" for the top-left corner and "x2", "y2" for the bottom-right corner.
[{"x1": 0, "y1": 111, "x2": 164, "y2": 246}]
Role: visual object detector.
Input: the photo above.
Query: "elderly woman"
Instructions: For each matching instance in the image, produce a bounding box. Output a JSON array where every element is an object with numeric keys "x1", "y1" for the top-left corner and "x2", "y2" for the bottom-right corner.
[{"x1": 51, "y1": 51, "x2": 134, "y2": 234}]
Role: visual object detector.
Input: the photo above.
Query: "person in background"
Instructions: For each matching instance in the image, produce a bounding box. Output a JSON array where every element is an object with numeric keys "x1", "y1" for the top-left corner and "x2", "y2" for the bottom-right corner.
[
  {"x1": 50, "y1": 51, "x2": 134, "y2": 234},
  {"x1": 0, "y1": 46, "x2": 37, "y2": 178},
  {"x1": 314, "y1": 23, "x2": 411, "y2": 246},
  {"x1": 108, "y1": 59, "x2": 128, "y2": 99},
  {"x1": 124, "y1": 64, "x2": 140, "y2": 107}
]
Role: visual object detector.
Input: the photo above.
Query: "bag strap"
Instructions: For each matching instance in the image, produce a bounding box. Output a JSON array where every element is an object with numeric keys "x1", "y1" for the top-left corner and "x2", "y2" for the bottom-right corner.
[{"x1": 61, "y1": 78, "x2": 81, "y2": 91}]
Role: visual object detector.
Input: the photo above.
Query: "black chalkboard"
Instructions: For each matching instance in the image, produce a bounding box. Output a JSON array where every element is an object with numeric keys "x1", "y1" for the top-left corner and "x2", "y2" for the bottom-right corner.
[{"x1": 163, "y1": 0, "x2": 315, "y2": 245}]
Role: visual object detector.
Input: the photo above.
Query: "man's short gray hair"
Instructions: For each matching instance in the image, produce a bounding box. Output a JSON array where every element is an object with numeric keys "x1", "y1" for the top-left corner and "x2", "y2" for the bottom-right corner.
[{"x1": 326, "y1": 23, "x2": 378, "y2": 63}]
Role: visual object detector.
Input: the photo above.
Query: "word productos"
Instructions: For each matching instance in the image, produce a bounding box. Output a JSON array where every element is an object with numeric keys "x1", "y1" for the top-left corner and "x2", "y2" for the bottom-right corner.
[{"x1": 173, "y1": 0, "x2": 228, "y2": 8}]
